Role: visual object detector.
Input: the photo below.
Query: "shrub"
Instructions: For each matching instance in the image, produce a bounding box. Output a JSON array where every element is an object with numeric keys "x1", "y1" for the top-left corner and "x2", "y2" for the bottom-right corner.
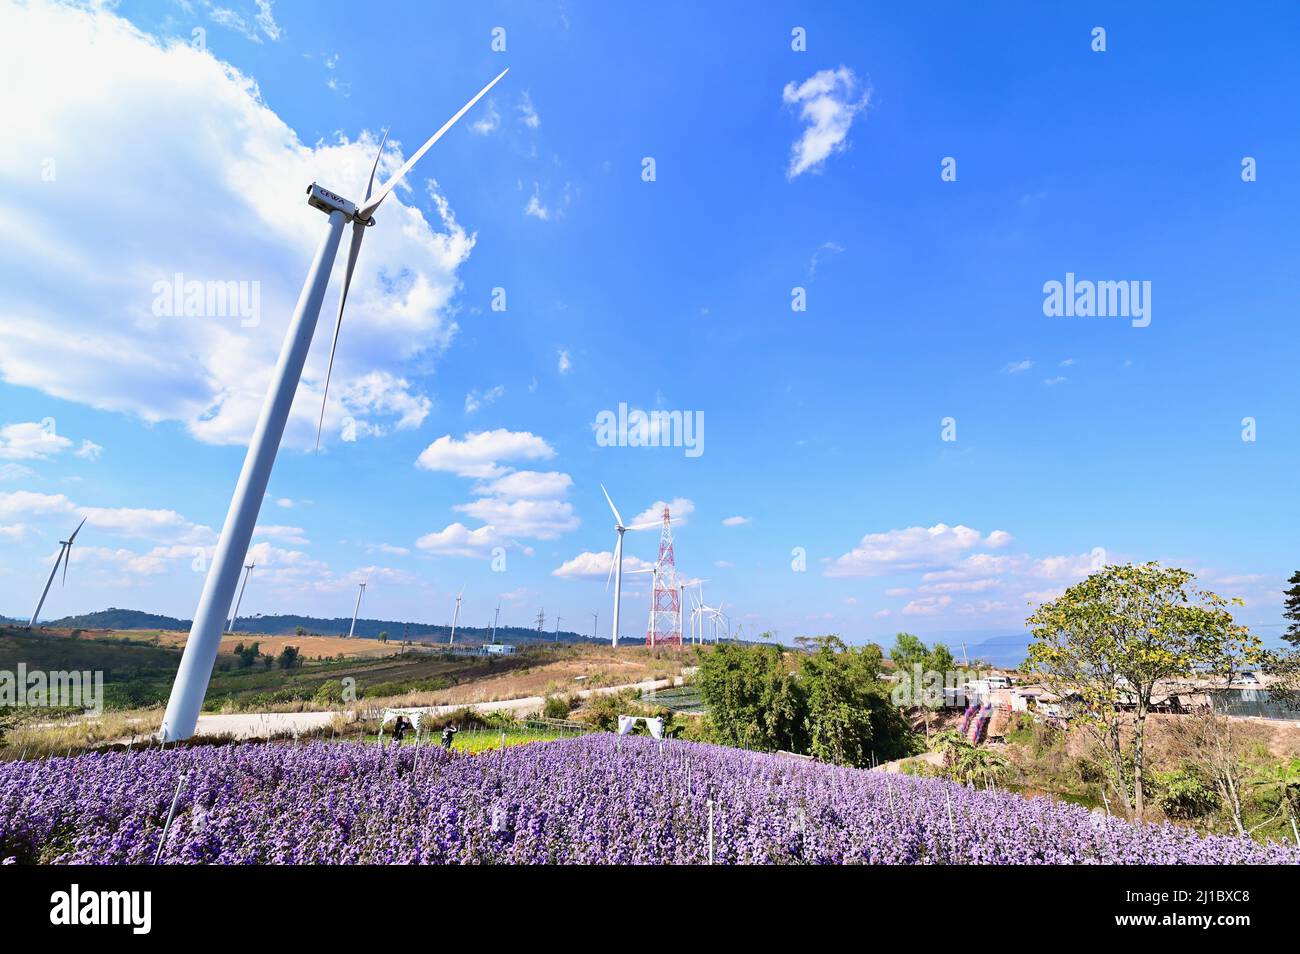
[
  {"x1": 1154, "y1": 767, "x2": 1221, "y2": 820},
  {"x1": 543, "y1": 695, "x2": 575, "y2": 720}
]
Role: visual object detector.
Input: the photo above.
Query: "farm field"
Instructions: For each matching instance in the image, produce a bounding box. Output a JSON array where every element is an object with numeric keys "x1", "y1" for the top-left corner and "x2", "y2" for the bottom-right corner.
[{"x1": 2, "y1": 736, "x2": 1296, "y2": 865}]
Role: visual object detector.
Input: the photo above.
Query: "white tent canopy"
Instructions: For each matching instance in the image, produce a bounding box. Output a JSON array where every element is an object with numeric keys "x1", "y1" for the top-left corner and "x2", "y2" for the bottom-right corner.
[
  {"x1": 378, "y1": 707, "x2": 428, "y2": 742},
  {"x1": 617, "y1": 715, "x2": 664, "y2": 739}
]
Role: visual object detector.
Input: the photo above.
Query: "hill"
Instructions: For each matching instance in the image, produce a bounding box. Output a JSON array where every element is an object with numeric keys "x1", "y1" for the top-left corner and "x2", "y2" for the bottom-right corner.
[{"x1": 18, "y1": 606, "x2": 602, "y2": 647}]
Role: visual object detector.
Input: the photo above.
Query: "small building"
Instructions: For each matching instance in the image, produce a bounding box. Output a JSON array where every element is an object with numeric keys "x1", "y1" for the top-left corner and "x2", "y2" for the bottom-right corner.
[{"x1": 481, "y1": 642, "x2": 515, "y2": 655}]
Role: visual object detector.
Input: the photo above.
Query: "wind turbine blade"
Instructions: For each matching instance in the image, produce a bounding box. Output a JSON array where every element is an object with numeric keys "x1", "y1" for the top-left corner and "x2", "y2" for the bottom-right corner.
[
  {"x1": 600, "y1": 483, "x2": 623, "y2": 527},
  {"x1": 364, "y1": 128, "x2": 389, "y2": 201},
  {"x1": 626, "y1": 522, "x2": 659, "y2": 531},
  {"x1": 60, "y1": 543, "x2": 70, "y2": 587},
  {"x1": 604, "y1": 549, "x2": 616, "y2": 591},
  {"x1": 314, "y1": 220, "x2": 367, "y2": 451},
  {"x1": 358, "y1": 69, "x2": 509, "y2": 219},
  {"x1": 67, "y1": 516, "x2": 88, "y2": 544}
]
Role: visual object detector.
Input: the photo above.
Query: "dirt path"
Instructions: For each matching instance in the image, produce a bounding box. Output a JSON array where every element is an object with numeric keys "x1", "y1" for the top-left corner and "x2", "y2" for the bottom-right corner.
[{"x1": 192, "y1": 676, "x2": 680, "y2": 740}]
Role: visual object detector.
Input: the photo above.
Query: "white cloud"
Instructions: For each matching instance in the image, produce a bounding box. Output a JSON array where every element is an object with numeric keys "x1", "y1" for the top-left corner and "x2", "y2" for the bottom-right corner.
[
  {"x1": 0, "y1": 463, "x2": 34, "y2": 481},
  {"x1": 783, "y1": 66, "x2": 870, "y2": 179},
  {"x1": 903, "y1": 596, "x2": 952, "y2": 616},
  {"x1": 471, "y1": 99, "x2": 501, "y2": 135},
  {"x1": 714, "y1": 560, "x2": 735, "y2": 569},
  {"x1": 475, "y1": 470, "x2": 572, "y2": 499},
  {"x1": 0, "y1": 490, "x2": 214, "y2": 545},
  {"x1": 253, "y1": 524, "x2": 309, "y2": 545},
  {"x1": 464, "y1": 384, "x2": 505, "y2": 414},
  {"x1": 0, "y1": 422, "x2": 71, "y2": 461},
  {"x1": 630, "y1": 498, "x2": 694, "y2": 528},
  {"x1": 525, "y1": 184, "x2": 550, "y2": 220},
  {"x1": 75, "y1": 439, "x2": 103, "y2": 460},
  {"x1": 1043, "y1": 376, "x2": 1067, "y2": 386},
  {"x1": 556, "y1": 349, "x2": 572, "y2": 374},
  {"x1": 415, "y1": 429, "x2": 555, "y2": 479},
  {"x1": 552, "y1": 550, "x2": 652, "y2": 579},
  {"x1": 414, "y1": 522, "x2": 510, "y2": 558},
  {"x1": 0, "y1": 3, "x2": 472, "y2": 450},
  {"x1": 721, "y1": 515, "x2": 750, "y2": 526},
  {"x1": 1003, "y1": 360, "x2": 1034, "y2": 374},
  {"x1": 825, "y1": 523, "x2": 1009, "y2": 578},
  {"x1": 275, "y1": 497, "x2": 295, "y2": 508},
  {"x1": 517, "y1": 91, "x2": 540, "y2": 129},
  {"x1": 209, "y1": 0, "x2": 281, "y2": 44},
  {"x1": 366, "y1": 542, "x2": 410, "y2": 557},
  {"x1": 453, "y1": 497, "x2": 579, "y2": 540}
]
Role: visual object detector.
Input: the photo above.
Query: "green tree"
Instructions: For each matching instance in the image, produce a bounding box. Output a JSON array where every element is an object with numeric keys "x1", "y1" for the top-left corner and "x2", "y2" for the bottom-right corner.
[
  {"x1": 889, "y1": 632, "x2": 927, "y2": 673},
  {"x1": 276, "y1": 645, "x2": 301, "y2": 669},
  {"x1": 295, "y1": 626, "x2": 306, "y2": 637},
  {"x1": 1026, "y1": 562, "x2": 1257, "y2": 820},
  {"x1": 1283, "y1": 571, "x2": 1300, "y2": 647},
  {"x1": 801, "y1": 637, "x2": 875, "y2": 766},
  {"x1": 378, "y1": 631, "x2": 389, "y2": 644},
  {"x1": 696, "y1": 643, "x2": 801, "y2": 752}
]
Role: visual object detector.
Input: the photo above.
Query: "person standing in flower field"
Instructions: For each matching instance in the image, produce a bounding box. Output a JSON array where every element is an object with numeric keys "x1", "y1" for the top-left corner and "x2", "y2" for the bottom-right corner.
[{"x1": 441, "y1": 723, "x2": 458, "y2": 750}]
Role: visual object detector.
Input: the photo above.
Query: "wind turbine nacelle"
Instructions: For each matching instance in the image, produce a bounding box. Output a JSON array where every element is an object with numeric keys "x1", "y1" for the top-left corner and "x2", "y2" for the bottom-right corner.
[{"x1": 306, "y1": 183, "x2": 360, "y2": 220}]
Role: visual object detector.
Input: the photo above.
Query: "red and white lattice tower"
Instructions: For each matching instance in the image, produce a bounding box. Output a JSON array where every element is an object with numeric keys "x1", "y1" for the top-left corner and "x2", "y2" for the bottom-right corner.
[{"x1": 646, "y1": 506, "x2": 682, "y2": 647}]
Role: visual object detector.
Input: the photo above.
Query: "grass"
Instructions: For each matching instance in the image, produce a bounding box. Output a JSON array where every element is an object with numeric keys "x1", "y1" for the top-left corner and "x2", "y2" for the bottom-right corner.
[{"x1": 359, "y1": 724, "x2": 588, "y2": 754}]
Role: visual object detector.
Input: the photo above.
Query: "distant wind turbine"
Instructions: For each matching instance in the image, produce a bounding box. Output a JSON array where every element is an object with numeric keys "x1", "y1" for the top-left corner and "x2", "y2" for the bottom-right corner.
[
  {"x1": 348, "y1": 578, "x2": 367, "y2": 638},
  {"x1": 600, "y1": 484, "x2": 656, "y2": 648},
  {"x1": 449, "y1": 586, "x2": 464, "y2": 646},
  {"x1": 28, "y1": 517, "x2": 87, "y2": 628},
  {"x1": 161, "y1": 69, "x2": 509, "y2": 742}
]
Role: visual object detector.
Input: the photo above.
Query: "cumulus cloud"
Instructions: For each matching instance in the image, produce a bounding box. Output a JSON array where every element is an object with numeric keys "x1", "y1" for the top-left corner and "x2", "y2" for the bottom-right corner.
[
  {"x1": 0, "y1": 422, "x2": 71, "y2": 461},
  {"x1": 0, "y1": 2, "x2": 472, "y2": 449},
  {"x1": 552, "y1": 550, "x2": 653, "y2": 579},
  {"x1": 415, "y1": 522, "x2": 514, "y2": 558},
  {"x1": 630, "y1": 498, "x2": 694, "y2": 528},
  {"x1": 783, "y1": 66, "x2": 870, "y2": 179},
  {"x1": 721, "y1": 515, "x2": 750, "y2": 527},
  {"x1": 415, "y1": 430, "x2": 554, "y2": 479},
  {"x1": 825, "y1": 523, "x2": 1009, "y2": 578},
  {"x1": 474, "y1": 470, "x2": 572, "y2": 499},
  {"x1": 414, "y1": 431, "x2": 576, "y2": 554}
]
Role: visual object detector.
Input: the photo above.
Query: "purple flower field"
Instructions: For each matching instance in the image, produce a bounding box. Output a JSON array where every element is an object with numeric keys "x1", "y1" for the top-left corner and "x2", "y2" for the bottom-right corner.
[{"x1": 1, "y1": 735, "x2": 1296, "y2": 864}]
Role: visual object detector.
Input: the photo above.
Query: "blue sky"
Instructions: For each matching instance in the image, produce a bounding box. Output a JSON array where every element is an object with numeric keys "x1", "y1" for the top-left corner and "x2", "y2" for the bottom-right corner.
[{"x1": 1, "y1": 1, "x2": 1297, "y2": 647}]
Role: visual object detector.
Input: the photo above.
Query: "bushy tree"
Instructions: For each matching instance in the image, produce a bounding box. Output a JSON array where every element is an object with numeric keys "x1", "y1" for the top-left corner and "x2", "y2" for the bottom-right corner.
[{"x1": 1026, "y1": 562, "x2": 1257, "y2": 820}]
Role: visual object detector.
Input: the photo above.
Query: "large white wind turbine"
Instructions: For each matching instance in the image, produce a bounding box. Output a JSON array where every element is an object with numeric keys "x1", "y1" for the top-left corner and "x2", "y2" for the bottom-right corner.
[
  {"x1": 161, "y1": 69, "x2": 509, "y2": 741},
  {"x1": 27, "y1": 517, "x2": 87, "y2": 628},
  {"x1": 347, "y1": 578, "x2": 367, "y2": 638},
  {"x1": 600, "y1": 483, "x2": 656, "y2": 648}
]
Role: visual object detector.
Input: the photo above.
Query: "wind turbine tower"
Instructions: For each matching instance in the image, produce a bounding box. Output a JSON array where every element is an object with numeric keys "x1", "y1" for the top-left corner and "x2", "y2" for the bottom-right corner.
[
  {"x1": 28, "y1": 517, "x2": 87, "y2": 628},
  {"x1": 449, "y1": 587, "x2": 464, "y2": 646},
  {"x1": 347, "y1": 578, "x2": 367, "y2": 638},
  {"x1": 160, "y1": 69, "x2": 509, "y2": 741},
  {"x1": 646, "y1": 506, "x2": 682, "y2": 648}
]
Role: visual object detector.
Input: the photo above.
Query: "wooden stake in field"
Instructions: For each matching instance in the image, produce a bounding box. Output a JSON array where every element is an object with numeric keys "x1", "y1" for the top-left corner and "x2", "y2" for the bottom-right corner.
[
  {"x1": 706, "y1": 798, "x2": 715, "y2": 865},
  {"x1": 944, "y1": 788, "x2": 958, "y2": 863}
]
